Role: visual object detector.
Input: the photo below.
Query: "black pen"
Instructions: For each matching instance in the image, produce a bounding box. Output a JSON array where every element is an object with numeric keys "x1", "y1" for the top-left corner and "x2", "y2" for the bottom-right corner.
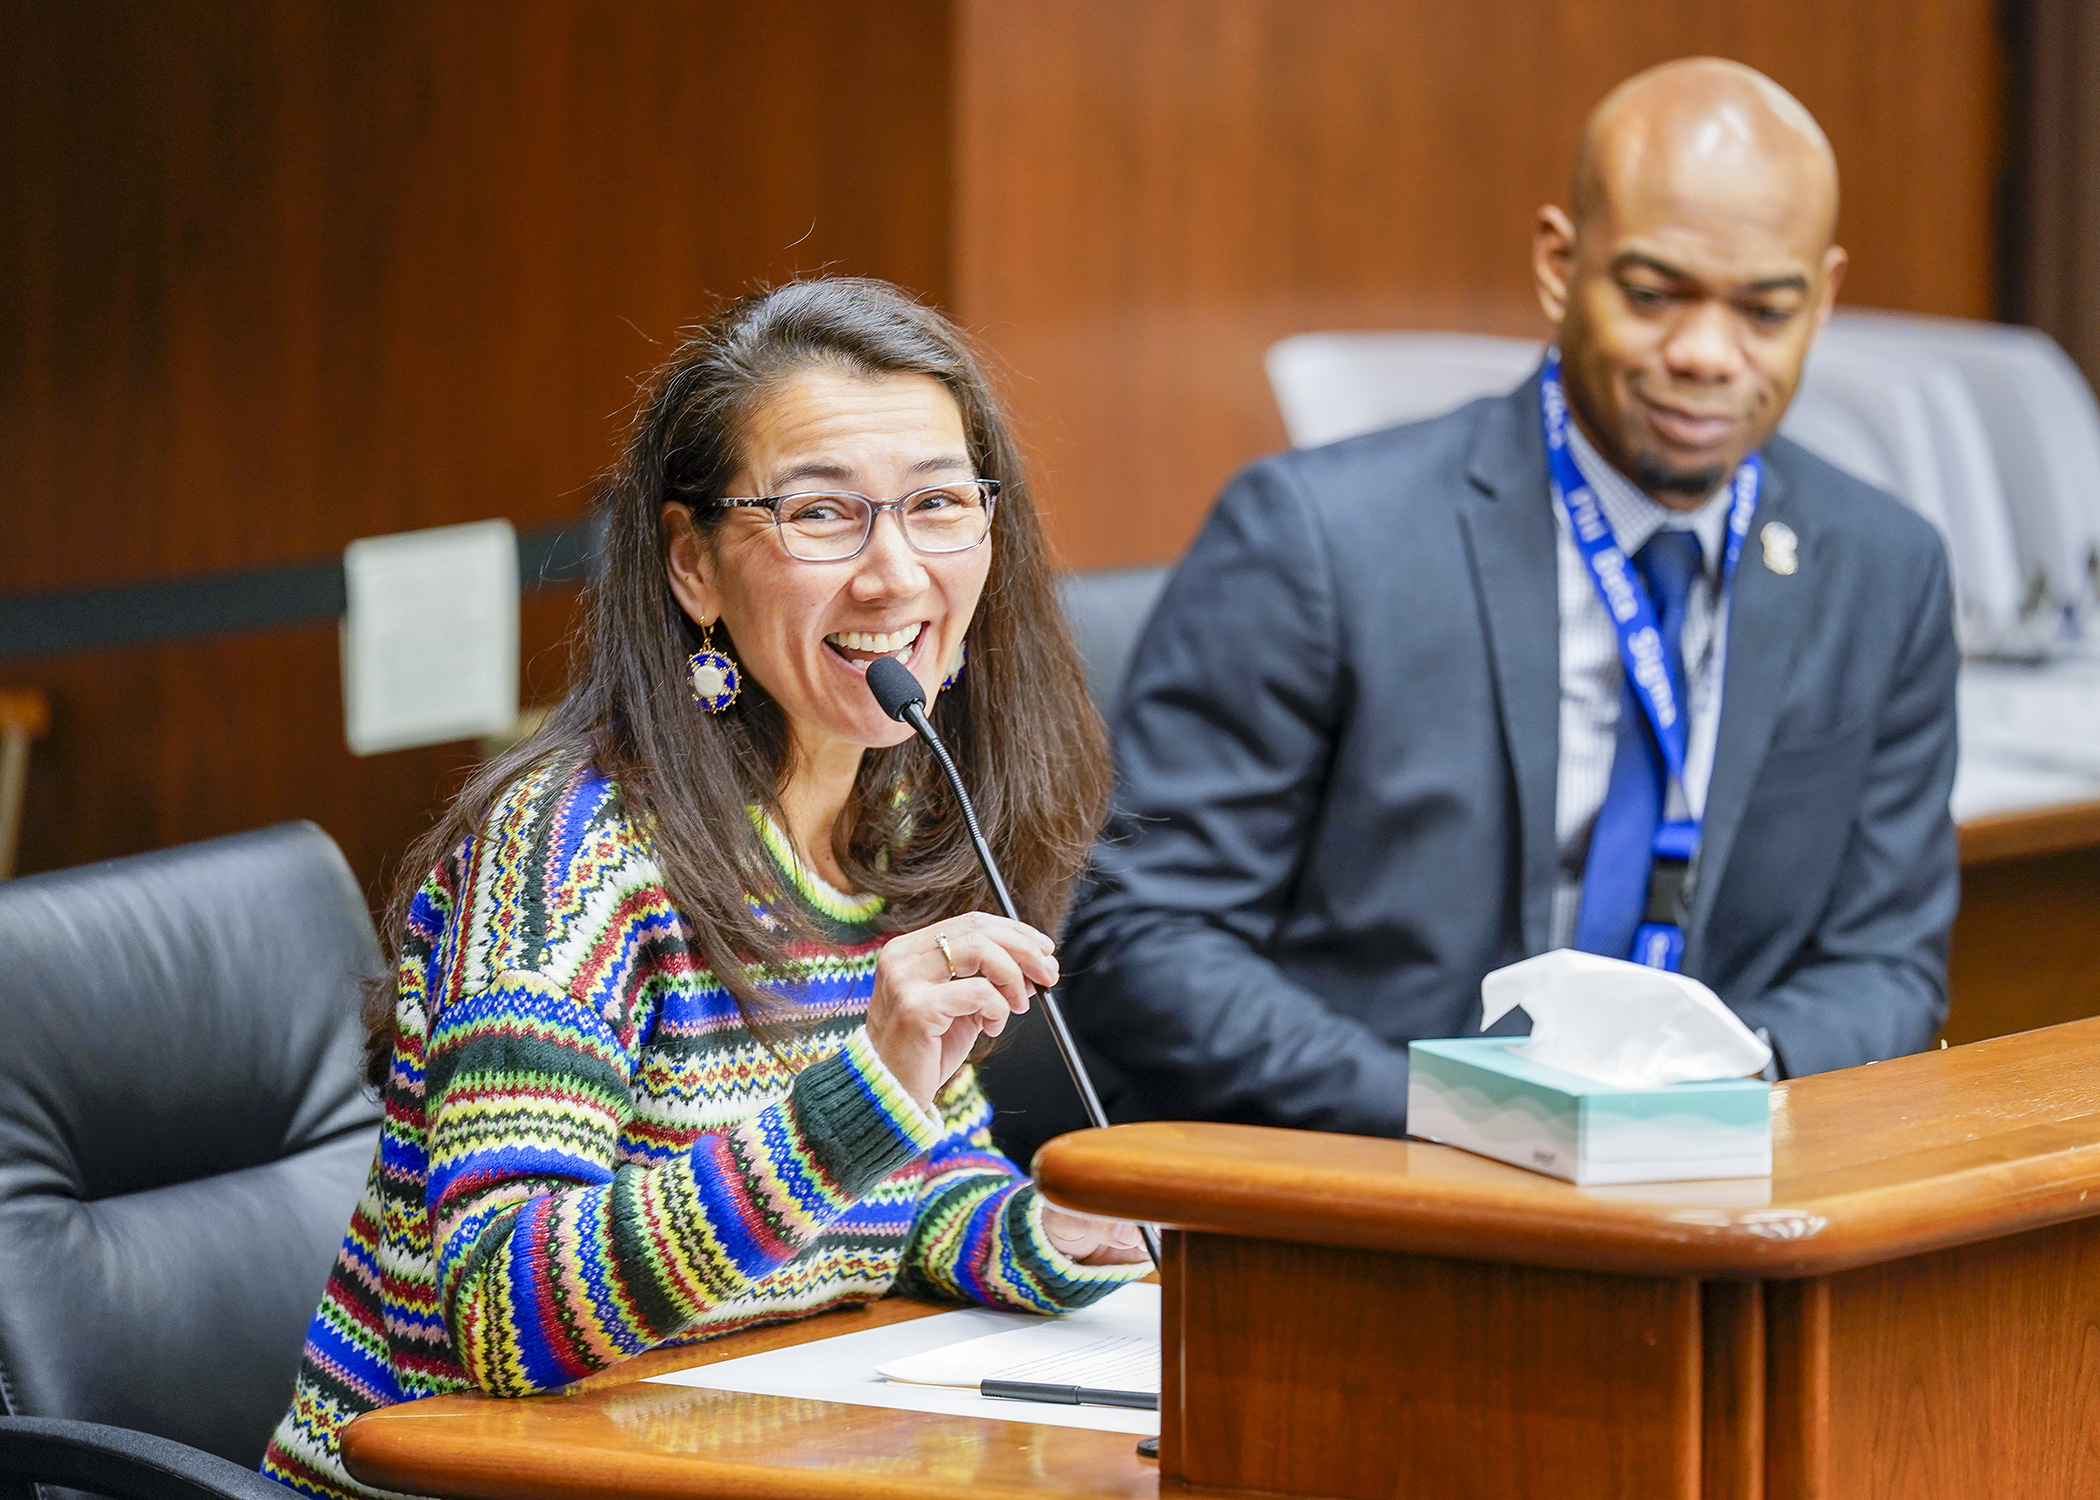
[{"x1": 979, "y1": 1379, "x2": 1159, "y2": 1411}]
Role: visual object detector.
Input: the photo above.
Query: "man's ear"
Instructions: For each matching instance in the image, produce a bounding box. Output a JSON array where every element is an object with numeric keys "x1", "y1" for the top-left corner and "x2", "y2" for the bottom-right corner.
[
  {"x1": 1811, "y1": 244, "x2": 1850, "y2": 332},
  {"x1": 1532, "y1": 204, "x2": 1578, "y2": 326},
  {"x1": 660, "y1": 503, "x2": 719, "y2": 628}
]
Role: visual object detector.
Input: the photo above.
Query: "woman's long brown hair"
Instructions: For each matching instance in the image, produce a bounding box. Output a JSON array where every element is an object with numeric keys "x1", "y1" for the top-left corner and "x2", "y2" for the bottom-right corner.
[{"x1": 360, "y1": 278, "x2": 1110, "y2": 1085}]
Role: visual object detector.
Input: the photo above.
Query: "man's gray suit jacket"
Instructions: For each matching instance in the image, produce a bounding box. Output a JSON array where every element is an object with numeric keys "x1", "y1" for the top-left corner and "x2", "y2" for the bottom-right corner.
[{"x1": 1060, "y1": 375, "x2": 1961, "y2": 1138}]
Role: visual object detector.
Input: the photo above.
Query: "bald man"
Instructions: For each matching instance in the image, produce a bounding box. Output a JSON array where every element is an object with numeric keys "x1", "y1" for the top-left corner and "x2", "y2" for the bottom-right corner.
[{"x1": 1060, "y1": 59, "x2": 1958, "y2": 1136}]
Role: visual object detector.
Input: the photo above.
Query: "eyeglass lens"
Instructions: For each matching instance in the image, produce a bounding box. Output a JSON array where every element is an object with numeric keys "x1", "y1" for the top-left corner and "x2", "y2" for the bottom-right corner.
[{"x1": 775, "y1": 483, "x2": 994, "y2": 561}]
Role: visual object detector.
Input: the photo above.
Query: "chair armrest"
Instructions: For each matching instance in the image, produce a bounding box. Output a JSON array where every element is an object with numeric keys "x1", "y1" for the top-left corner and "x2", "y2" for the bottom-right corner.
[{"x1": 0, "y1": 1417, "x2": 289, "y2": 1500}]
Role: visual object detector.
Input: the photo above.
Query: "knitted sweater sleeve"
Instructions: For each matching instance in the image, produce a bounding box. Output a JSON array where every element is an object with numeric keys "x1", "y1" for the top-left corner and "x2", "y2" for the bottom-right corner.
[
  {"x1": 894, "y1": 1063, "x2": 1152, "y2": 1313},
  {"x1": 424, "y1": 972, "x2": 941, "y2": 1396}
]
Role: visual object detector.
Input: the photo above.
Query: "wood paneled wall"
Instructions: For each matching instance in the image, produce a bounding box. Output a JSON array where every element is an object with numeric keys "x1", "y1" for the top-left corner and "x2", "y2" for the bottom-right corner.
[
  {"x1": 3, "y1": 0, "x2": 2006, "y2": 903},
  {"x1": 953, "y1": 0, "x2": 2005, "y2": 570},
  {"x1": 2000, "y1": 0, "x2": 2100, "y2": 389},
  {"x1": 0, "y1": 0, "x2": 949, "y2": 894}
]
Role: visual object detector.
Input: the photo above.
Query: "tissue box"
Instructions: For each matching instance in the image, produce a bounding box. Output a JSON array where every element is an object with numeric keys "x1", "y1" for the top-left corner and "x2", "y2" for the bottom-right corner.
[{"x1": 1407, "y1": 1038, "x2": 1771, "y2": 1185}]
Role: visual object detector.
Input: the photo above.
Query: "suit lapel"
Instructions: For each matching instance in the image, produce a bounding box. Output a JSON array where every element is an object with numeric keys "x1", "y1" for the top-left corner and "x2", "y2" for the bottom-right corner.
[
  {"x1": 1682, "y1": 458, "x2": 1810, "y2": 970},
  {"x1": 1458, "y1": 379, "x2": 1562, "y2": 957}
]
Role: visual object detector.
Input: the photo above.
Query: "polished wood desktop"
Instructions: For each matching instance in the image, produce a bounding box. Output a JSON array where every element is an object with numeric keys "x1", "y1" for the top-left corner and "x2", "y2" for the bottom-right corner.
[
  {"x1": 1958, "y1": 796, "x2": 2100, "y2": 865},
  {"x1": 1042, "y1": 1018, "x2": 2100, "y2": 1500},
  {"x1": 345, "y1": 1019, "x2": 2100, "y2": 1500},
  {"x1": 340, "y1": 1295, "x2": 1160, "y2": 1500}
]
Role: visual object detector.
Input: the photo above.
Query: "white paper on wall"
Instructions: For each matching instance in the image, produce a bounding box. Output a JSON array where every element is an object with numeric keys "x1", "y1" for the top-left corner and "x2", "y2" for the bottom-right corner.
[{"x1": 341, "y1": 520, "x2": 519, "y2": 756}]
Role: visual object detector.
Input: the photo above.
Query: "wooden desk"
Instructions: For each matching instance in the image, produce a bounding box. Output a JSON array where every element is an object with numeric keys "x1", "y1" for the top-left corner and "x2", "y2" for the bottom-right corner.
[
  {"x1": 1039, "y1": 1018, "x2": 2100, "y2": 1500},
  {"x1": 341, "y1": 1296, "x2": 1162, "y2": 1500},
  {"x1": 1950, "y1": 798, "x2": 2100, "y2": 1045},
  {"x1": 348, "y1": 1021, "x2": 2100, "y2": 1500},
  {"x1": 1958, "y1": 797, "x2": 2100, "y2": 866}
]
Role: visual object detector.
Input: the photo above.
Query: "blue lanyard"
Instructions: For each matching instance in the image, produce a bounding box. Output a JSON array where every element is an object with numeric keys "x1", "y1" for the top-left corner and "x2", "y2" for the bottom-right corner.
[
  {"x1": 1541, "y1": 354, "x2": 1757, "y2": 969},
  {"x1": 1539, "y1": 351, "x2": 1757, "y2": 805}
]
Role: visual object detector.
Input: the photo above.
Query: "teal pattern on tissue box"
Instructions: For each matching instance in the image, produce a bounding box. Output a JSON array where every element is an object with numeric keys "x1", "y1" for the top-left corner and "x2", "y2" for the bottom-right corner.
[{"x1": 1406, "y1": 1038, "x2": 1772, "y2": 1186}]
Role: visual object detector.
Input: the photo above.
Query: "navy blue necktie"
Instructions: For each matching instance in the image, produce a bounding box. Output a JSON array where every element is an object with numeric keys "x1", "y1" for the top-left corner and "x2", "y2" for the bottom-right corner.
[{"x1": 1574, "y1": 528, "x2": 1705, "y2": 960}]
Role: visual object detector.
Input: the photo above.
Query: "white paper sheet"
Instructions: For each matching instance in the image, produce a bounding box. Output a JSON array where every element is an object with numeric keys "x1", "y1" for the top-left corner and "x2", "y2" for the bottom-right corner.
[
  {"x1": 1951, "y1": 647, "x2": 2100, "y2": 819},
  {"x1": 643, "y1": 1283, "x2": 1159, "y2": 1436},
  {"x1": 876, "y1": 1289, "x2": 1159, "y2": 1393},
  {"x1": 341, "y1": 520, "x2": 519, "y2": 756}
]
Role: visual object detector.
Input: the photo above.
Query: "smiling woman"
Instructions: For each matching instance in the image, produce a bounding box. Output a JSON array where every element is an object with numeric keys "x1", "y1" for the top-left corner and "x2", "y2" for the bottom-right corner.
[
  {"x1": 661, "y1": 365, "x2": 999, "y2": 892},
  {"x1": 261, "y1": 280, "x2": 1147, "y2": 1500}
]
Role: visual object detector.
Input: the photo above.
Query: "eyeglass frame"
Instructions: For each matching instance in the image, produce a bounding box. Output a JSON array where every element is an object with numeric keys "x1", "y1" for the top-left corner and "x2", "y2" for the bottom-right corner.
[{"x1": 707, "y1": 479, "x2": 1001, "y2": 563}]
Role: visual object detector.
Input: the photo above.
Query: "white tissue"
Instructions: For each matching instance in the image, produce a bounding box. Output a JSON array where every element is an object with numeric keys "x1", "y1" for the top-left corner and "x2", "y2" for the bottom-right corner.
[{"x1": 1479, "y1": 950, "x2": 1771, "y2": 1088}]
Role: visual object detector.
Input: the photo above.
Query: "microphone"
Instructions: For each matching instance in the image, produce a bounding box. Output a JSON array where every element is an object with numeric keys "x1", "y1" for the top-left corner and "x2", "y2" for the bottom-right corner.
[{"x1": 866, "y1": 654, "x2": 1160, "y2": 1270}]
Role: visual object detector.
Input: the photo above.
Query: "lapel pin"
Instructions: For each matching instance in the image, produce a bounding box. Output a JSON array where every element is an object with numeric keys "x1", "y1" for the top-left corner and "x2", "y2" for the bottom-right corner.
[{"x1": 1761, "y1": 521, "x2": 1798, "y2": 576}]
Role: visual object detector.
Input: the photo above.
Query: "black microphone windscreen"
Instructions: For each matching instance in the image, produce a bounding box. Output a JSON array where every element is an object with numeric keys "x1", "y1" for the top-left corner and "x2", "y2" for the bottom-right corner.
[{"x1": 865, "y1": 655, "x2": 927, "y2": 722}]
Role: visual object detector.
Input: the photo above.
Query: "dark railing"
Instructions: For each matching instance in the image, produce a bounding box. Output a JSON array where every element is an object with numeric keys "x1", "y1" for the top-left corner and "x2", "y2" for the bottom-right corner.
[{"x1": 0, "y1": 520, "x2": 600, "y2": 663}]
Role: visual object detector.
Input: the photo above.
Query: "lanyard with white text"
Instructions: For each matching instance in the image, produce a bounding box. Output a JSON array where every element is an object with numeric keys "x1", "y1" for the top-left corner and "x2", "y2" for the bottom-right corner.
[{"x1": 1540, "y1": 350, "x2": 1759, "y2": 966}]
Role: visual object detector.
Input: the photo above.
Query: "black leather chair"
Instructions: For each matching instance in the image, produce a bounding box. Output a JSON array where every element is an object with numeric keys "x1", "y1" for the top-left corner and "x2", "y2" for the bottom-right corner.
[
  {"x1": 0, "y1": 824, "x2": 383, "y2": 1500},
  {"x1": 1055, "y1": 565, "x2": 1170, "y2": 717},
  {"x1": 978, "y1": 567, "x2": 1172, "y2": 1171}
]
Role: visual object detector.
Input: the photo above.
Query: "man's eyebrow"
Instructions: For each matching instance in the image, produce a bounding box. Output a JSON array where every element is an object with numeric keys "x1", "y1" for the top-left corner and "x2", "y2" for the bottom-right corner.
[
  {"x1": 1610, "y1": 250, "x2": 1810, "y2": 298},
  {"x1": 1609, "y1": 250, "x2": 1695, "y2": 283}
]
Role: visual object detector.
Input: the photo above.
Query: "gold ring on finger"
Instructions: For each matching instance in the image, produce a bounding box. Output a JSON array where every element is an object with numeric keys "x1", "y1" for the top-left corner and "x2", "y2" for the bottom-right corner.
[{"x1": 934, "y1": 934, "x2": 959, "y2": 980}]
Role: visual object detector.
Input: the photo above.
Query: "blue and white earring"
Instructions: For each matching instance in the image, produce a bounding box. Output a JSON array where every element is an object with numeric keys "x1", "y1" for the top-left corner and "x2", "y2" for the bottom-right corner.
[
  {"x1": 940, "y1": 638, "x2": 967, "y2": 692},
  {"x1": 687, "y1": 621, "x2": 741, "y2": 713}
]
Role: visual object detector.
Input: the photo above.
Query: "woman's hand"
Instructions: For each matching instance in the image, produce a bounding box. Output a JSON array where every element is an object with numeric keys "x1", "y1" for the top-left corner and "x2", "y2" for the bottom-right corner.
[
  {"x1": 866, "y1": 913, "x2": 1058, "y2": 1107},
  {"x1": 1039, "y1": 1203, "x2": 1150, "y2": 1266}
]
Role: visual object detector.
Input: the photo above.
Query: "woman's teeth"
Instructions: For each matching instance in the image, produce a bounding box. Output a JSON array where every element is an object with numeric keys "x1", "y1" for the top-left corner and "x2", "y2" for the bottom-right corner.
[{"x1": 826, "y1": 623, "x2": 922, "y2": 658}]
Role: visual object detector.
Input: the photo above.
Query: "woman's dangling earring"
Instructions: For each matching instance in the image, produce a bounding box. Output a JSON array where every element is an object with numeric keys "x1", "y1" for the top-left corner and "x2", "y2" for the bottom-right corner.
[
  {"x1": 687, "y1": 620, "x2": 741, "y2": 713},
  {"x1": 940, "y1": 638, "x2": 967, "y2": 692}
]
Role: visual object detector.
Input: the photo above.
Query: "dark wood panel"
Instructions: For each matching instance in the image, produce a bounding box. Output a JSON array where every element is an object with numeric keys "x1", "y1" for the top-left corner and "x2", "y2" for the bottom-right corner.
[
  {"x1": 0, "y1": 0, "x2": 950, "y2": 894},
  {"x1": 0, "y1": 0, "x2": 951, "y2": 591},
  {"x1": 1158, "y1": 1230, "x2": 1185, "y2": 1476},
  {"x1": 954, "y1": 0, "x2": 2004, "y2": 571},
  {"x1": 2001, "y1": 0, "x2": 2100, "y2": 390},
  {"x1": 1947, "y1": 846, "x2": 2100, "y2": 1046},
  {"x1": 1170, "y1": 1233, "x2": 1700, "y2": 1498},
  {"x1": 1822, "y1": 1215, "x2": 2100, "y2": 1499},
  {"x1": 1703, "y1": 1279, "x2": 1766, "y2": 1500},
  {"x1": 1764, "y1": 1278, "x2": 1832, "y2": 1500}
]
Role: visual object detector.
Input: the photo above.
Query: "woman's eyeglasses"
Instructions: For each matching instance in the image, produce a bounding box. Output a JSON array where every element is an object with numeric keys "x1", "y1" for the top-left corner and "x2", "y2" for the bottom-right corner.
[{"x1": 711, "y1": 480, "x2": 999, "y2": 562}]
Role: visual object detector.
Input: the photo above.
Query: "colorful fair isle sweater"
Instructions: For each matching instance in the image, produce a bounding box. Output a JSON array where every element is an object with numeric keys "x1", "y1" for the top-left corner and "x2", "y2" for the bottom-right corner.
[{"x1": 264, "y1": 762, "x2": 1142, "y2": 1500}]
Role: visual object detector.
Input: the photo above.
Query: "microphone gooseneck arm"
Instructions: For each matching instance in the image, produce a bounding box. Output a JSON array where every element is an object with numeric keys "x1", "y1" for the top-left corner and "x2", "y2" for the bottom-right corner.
[
  {"x1": 897, "y1": 697, "x2": 1113, "y2": 1134},
  {"x1": 867, "y1": 657, "x2": 1160, "y2": 1270}
]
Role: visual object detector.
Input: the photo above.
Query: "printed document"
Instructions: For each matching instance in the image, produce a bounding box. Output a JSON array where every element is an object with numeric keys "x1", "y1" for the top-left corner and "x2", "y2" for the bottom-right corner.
[{"x1": 644, "y1": 1281, "x2": 1159, "y2": 1435}]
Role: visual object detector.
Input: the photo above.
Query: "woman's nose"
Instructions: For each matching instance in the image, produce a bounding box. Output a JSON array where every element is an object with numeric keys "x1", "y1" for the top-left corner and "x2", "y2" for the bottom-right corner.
[{"x1": 849, "y1": 509, "x2": 931, "y2": 598}]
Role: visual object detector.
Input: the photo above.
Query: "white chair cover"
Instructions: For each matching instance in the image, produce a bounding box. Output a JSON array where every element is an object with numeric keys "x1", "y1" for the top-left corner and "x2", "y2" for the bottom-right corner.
[
  {"x1": 1828, "y1": 310, "x2": 2100, "y2": 625},
  {"x1": 1265, "y1": 331, "x2": 1541, "y2": 449},
  {"x1": 1784, "y1": 337, "x2": 2033, "y2": 655}
]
